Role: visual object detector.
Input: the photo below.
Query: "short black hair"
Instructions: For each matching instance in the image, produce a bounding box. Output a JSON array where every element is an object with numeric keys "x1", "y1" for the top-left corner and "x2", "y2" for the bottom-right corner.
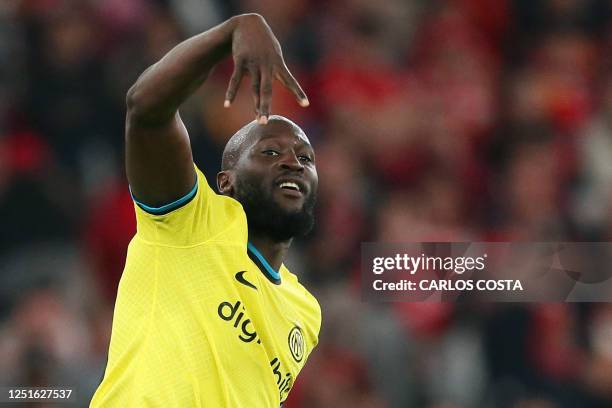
[
  {"x1": 221, "y1": 115, "x2": 308, "y2": 171},
  {"x1": 221, "y1": 120, "x2": 258, "y2": 171}
]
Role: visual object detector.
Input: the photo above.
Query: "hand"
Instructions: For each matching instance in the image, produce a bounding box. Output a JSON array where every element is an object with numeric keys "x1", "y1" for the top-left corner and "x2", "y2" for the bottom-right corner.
[{"x1": 224, "y1": 14, "x2": 309, "y2": 124}]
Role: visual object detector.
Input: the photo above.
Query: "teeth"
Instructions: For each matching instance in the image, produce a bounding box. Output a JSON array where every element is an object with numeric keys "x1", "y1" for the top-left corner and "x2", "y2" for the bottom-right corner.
[{"x1": 279, "y1": 182, "x2": 300, "y2": 191}]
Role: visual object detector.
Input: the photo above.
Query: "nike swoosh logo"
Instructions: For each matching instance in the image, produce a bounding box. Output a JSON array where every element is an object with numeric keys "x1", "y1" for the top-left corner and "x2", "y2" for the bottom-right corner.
[{"x1": 235, "y1": 271, "x2": 258, "y2": 290}]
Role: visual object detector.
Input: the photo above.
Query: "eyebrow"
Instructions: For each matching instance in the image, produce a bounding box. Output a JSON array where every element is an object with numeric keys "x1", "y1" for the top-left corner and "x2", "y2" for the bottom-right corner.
[{"x1": 256, "y1": 133, "x2": 312, "y2": 149}]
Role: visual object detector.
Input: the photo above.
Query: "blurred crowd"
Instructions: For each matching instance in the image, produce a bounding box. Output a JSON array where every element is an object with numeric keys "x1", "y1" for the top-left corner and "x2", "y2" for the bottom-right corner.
[{"x1": 1, "y1": 0, "x2": 612, "y2": 406}]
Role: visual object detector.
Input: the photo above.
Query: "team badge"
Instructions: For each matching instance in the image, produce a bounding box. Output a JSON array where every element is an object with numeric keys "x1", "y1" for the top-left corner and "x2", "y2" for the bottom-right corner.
[{"x1": 288, "y1": 326, "x2": 305, "y2": 363}]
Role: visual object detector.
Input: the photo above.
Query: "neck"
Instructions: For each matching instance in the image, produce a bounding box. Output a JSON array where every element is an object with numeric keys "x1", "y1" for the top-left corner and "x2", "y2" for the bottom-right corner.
[{"x1": 248, "y1": 234, "x2": 292, "y2": 271}]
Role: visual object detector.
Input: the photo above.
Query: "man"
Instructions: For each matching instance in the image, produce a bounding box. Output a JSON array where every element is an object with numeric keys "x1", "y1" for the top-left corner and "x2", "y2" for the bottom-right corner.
[{"x1": 90, "y1": 14, "x2": 321, "y2": 407}]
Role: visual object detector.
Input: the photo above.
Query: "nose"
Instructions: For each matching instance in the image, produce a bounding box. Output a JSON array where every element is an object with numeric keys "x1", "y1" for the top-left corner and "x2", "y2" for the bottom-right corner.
[{"x1": 279, "y1": 151, "x2": 304, "y2": 172}]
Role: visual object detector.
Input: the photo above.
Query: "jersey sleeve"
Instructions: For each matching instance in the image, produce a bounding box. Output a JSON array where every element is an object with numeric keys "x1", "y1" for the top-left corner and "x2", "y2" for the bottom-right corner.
[{"x1": 130, "y1": 164, "x2": 247, "y2": 246}]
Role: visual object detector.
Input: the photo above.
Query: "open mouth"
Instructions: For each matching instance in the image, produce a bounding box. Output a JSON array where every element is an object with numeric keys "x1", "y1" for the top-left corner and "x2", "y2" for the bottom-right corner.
[
  {"x1": 279, "y1": 181, "x2": 301, "y2": 192},
  {"x1": 275, "y1": 179, "x2": 306, "y2": 198}
]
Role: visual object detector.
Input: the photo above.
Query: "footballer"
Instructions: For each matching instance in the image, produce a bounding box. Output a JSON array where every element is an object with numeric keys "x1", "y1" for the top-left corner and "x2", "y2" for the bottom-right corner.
[{"x1": 90, "y1": 14, "x2": 321, "y2": 407}]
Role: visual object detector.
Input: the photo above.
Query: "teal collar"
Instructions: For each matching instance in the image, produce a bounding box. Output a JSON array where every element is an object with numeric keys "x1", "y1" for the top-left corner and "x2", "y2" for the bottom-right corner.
[{"x1": 247, "y1": 242, "x2": 281, "y2": 285}]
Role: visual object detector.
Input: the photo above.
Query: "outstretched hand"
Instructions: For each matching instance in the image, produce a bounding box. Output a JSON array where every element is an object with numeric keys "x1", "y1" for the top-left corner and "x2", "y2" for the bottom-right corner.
[{"x1": 224, "y1": 14, "x2": 309, "y2": 124}]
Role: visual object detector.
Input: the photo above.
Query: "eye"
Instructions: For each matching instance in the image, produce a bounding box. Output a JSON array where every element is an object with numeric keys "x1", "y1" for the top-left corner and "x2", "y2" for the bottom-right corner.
[
  {"x1": 298, "y1": 155, "x2": 313, "y2": 163},
  {"x1": 262, "y1": 150, "x2": 280, "y2": 156}
]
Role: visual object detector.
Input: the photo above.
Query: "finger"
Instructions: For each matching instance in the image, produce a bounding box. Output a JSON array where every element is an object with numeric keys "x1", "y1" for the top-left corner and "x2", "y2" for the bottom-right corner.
[
  {"x1": 259, "y1": 69, "x2": 273, "y2": 124},
  {"x1": 276, "y1": 65, "x2": 309, "y2": 107},
  {"x1": 249, "y1": 65, "x2": 261, "y2": 119},
  {"x1": 225, "y1": 59, "x2": 244, "y2": 107}
]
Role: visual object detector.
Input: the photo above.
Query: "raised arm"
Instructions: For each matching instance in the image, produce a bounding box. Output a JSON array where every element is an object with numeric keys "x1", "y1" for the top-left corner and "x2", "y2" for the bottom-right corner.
[{"x1": 125, "y1": 13, "x2": 309, "y2": 207}]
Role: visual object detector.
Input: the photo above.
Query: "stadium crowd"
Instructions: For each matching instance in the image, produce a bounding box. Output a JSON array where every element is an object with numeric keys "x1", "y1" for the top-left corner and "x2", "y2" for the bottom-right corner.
[{"x1": 1, "y1": 0, "x2": 612, "y2": 406}]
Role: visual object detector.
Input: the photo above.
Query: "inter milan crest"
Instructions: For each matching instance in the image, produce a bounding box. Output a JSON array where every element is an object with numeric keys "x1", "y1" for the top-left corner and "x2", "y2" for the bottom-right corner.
[{"x1": 288, "y1": 326, "x2": 304, "y2": 363}]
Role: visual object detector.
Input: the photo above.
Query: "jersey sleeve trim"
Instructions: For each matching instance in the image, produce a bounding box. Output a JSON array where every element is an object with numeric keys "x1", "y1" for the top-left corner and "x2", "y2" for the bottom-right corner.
[{"x1": 129, "y1": 174, "x2": 198, "y2": 215}]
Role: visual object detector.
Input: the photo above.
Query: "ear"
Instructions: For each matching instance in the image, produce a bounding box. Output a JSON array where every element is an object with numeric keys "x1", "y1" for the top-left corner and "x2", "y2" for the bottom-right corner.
[{"x1": 217, "y1": 171, "x2": 234, "y2": 196}]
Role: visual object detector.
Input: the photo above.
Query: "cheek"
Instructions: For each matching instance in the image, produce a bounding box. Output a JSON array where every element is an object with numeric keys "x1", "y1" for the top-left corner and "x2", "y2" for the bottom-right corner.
[
  {"x1": 239, "y1": 160, "x2": 270, "y2": 182},
  {"x1": 239, "y1": 170, "x2": 271, "y2": 194},
  {"x1": 309, "y1": 170, "x2": 319, "y2": 192}
]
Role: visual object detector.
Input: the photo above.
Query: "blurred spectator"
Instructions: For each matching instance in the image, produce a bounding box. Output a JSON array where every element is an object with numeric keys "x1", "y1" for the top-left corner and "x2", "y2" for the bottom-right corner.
[{"x1": 1, "y1": 0, "x2": 612, "y2": 407}]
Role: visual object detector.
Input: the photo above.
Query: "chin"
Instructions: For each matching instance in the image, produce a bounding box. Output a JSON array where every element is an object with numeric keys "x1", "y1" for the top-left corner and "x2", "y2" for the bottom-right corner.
[
  {"x1": 278, "y1": 202, "x2": 305, "y2": 214},
  {"x1": 273, "y1": 196, "x2": 306, "y2": 213}
]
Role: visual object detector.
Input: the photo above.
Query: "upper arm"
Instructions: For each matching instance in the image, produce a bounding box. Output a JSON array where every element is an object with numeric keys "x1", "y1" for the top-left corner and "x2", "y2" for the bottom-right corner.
[{"x1": 125, "y1": 110, "x2": 196, "y2": 208}]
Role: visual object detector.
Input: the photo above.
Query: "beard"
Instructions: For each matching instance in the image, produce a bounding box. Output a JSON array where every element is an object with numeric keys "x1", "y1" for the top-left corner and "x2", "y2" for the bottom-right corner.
[{"x1": 234, "y1": 175, "x2": 316, "y2": 242}]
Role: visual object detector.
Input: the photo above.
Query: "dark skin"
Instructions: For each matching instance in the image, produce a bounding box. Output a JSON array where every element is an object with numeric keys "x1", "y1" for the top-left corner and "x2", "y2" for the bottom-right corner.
[
  {"x1": 126, "y1": 14, "x2": 312, "y2": 269},
  {"x1": 218, "y1": 119, "x2": 318, "y2": 268}
]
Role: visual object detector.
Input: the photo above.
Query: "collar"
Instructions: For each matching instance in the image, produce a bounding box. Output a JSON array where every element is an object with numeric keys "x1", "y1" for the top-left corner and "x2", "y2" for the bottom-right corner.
[{"x1": 247, "y1": 242, "x2": 282, "y2": 285}]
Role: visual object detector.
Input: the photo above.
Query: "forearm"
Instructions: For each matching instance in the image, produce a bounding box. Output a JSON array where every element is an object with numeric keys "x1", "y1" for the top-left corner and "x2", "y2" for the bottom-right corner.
[{"x1": 126, "y1": 16, "x2": 239, "y2": 125}]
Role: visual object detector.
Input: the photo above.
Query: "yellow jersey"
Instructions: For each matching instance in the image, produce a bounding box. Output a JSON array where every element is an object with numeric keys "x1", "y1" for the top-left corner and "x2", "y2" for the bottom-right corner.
[{"x1": 90, "y1": 165, "x2": 321, "y2": 407}]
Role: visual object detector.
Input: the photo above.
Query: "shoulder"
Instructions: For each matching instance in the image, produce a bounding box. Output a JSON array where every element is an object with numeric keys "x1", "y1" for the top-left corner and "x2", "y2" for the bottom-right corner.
[
  {"x1": 281, "y1": 267, "x2": 321, "y2": 321},
  {"x1": 131, "y1": 164, "x2": 248, "y2": 246}
]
